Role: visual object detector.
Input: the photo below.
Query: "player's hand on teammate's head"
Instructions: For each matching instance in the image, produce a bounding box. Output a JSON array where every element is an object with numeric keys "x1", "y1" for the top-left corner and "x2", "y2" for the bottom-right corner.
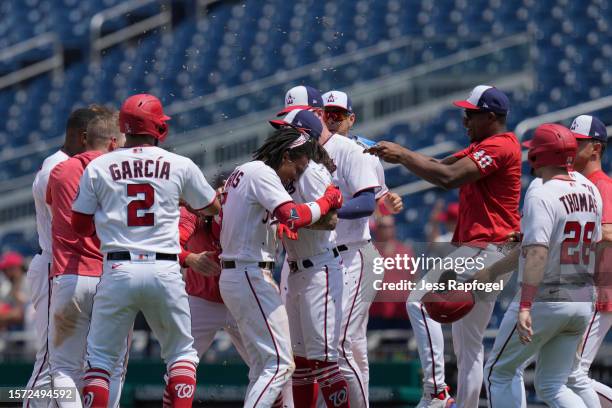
[
  {"x1": 364, "y1": 141, "x2": 406, "y2": 164},
  {"x1": 277, "y1": 223, "x2": 299, "y2": 240},
  {"x1": 185, "y1": 251, "x2": 221, "y2": 276},
  {"x1": 517, "y1": 309, "x2": 533, "y2": 344},
  {"x1": 323, "y1": 185, "x2": 343, "y2": 209},
  {"x1": 384, "y1": 192, "x2": 403, "y2": 214}
]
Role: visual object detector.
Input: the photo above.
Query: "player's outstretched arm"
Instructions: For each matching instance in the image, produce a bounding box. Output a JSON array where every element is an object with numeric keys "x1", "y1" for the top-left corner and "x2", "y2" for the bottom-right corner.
[
  {"x1": 196, "y1": 196, "x2": 221, "y2": 216},
  {"x1": 366, "y1": 142, "x2": 482, "y2": 189},
  {"x1": 307, "y1": 210, "x2": 338, "y2": 230},
  {"x1": 517, "y1": 245, "x2": 548, "y2": 344},
  {"x1": 274, "y1": 185, "x2": 343, "y2": 230}
]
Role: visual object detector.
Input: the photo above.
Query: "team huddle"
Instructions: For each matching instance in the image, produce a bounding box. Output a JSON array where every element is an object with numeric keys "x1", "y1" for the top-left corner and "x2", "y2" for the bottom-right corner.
[{"x1": 21, "y1": 83, "x2": 611, "y2": 408}]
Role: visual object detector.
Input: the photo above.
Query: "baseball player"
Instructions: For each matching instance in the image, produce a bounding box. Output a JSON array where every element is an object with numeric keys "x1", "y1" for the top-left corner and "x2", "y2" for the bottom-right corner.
[
  {"x1": 176, "y1": 203, "x2": 254, "y2": 406},
  {"x1": 24, "y1": 106, "x2": 103, "y2": 407},
  {"x1": 46, "y1": 112, "x2": 127, "y2": 407},
  {"x1": 271, "y1": 110, "x2": 351, "y2": 408},
  {"x1": 485, "y1": 123, "x2": 602, "y2": 408},
  {"x1": 367, "y1": 85, "x2": 521, "y2": 408},
  {"x1": 71, "y1": 94, "x2": 220, "y2": 408},
  {"x1": 566, "y1": 114, "x2": 612, "y2": 405},
  {"x1": 219, "y1": 127, "x2": 343, "y2": 407},
  {"x1": 321, "y1": 90, "x2": 403, "y2": 407}
]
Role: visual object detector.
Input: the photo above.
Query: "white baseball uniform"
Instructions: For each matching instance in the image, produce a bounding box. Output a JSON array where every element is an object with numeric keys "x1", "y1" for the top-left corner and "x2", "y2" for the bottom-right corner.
[
  {"x1": 283, "y1": 161, "x2": 345, "y2": 362},
  {"x1": 219, "y1": 160, "x2": 295, "y2": 407},
  {"x1": 73, "y1": 145, "x2": 216, "y2": 375},
  {"x1": 485, "y1": 174, "x2": 602, "y2": 408},
  {"x1": 323, "y1": 134, "x2": 381, "y2": 408},
  {"x1": 24, "y1": 149, "x2": 68, "y2": 408}
]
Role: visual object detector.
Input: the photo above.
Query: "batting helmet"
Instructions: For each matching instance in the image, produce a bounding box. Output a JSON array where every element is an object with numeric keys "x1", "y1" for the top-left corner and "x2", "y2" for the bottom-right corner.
[
  {"x1": 522, "y1": 123, "x2": 577, "y2": 169},
  {"x1": 423, "y1": 289, "x2": 475, "y2": 324},
  {"x1": 119, "y1": 94, "x2": 171, "y2": 142}
]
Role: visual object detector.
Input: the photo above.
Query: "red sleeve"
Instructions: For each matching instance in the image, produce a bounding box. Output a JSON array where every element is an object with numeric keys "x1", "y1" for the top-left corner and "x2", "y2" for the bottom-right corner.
[
  {"x1": 178, "y1": 207, "x2": 198, "y2": 267},
  {"x1": 179, "y1": 207, "x2": 198, "y2": 247},
  {"x1": 71, "y1": 211, "x2": 96, "y2": 237},
  {"x1": 595, "y1": 179, "x2": 612, "y2": 224},
  {"x1": 273, "y1": 202, "x2": 313, "y2": 229},
  {"x1": 453, "y1": 146, "x2": 471, "y2": 159},
  {"x1": 465, "y1": 136, "x2": 513, "y2": 176}
]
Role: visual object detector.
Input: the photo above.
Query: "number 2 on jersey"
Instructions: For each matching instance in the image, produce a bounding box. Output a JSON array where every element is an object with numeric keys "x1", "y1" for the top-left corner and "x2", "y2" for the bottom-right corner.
[
  {"x1": 127, "y1": 184, "x2": 154, "y2": 226},
  {"x1": 560, "y1": 221, "x2": 595, "y2": 265}
]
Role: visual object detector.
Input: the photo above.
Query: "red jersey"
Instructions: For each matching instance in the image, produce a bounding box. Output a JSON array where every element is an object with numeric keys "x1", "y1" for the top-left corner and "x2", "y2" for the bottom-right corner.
[
  {"x1": 588, "y1": 170, "x2": 612, "y2": 312},
  {"x1": 452, "y1": 132, "x2": 521, "y2": 243},
  {"x1": 46, "y1": 151, "x2": 103, "y2": 278},
  {"x1": 179, "y1": 207, "x2": 223, "y2": 303}
]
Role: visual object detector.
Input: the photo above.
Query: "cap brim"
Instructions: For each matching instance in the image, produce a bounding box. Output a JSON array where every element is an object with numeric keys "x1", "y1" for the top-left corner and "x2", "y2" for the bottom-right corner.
[
  {"x1": 453, "y1": 100, "x2": 480, "y2": 110},
  {"x1": 162, "y1": 115, "x2": 171, "y2": 121},
  {"x1": 276, "y1": 105, "x2": 311, "y2": 117},
  {"x1": 323, "y1": 104, "x2": 351, "y2": 111},
  {"x1": 521, "y1": 140, "x2": 533, "y2": 149},
  {"x1": 572, "y1": 132, "x2": 592, "y2": 140},
  {"x1": 268, "y1": 119, "x2": 288, "y2": 128}
]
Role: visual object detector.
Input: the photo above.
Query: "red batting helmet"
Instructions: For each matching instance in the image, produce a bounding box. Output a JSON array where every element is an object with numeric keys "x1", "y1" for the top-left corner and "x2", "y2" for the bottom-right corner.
[
  {"x1": 119, "y1": 94, "x2": 171, "y2": 142},
  {"x1": 522, "y1": 123, "x2": 577, "y2": 169},
  {"x1": 422, "y1": 289, "x2": 475, "y2": 324}
]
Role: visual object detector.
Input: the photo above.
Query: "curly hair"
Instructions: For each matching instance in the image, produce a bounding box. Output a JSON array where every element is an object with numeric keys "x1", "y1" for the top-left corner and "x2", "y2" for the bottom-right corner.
[{"x1": 253, "y1": 127, "x2": 314, "y2": 169}]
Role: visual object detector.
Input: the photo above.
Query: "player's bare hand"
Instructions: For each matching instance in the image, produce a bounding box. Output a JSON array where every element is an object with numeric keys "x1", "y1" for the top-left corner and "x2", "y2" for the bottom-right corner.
[
  {"x1": 308, "y1": 210, "x2": 338, "y2": 230},
  {"x1": 506, "y1": 231, "x2": 523, "y2": 243},
  {"x1": 186, "y1": 251, "x2": 221, "y2": 276},
  {"x1": 517, "y1": 309, "x2": 533, "y2": 344},
  {"x1": 322, "y1": 185, "x2": 343, "y2": 209},
  {"x1": 277, "y1": 223, "x2": 298, "y2": 240},
  {"x1": 364, "y1": 141, "x2": 407, "y2": 164},
  {"x1": 384, "y1": 192, "x2": 403, "y2": 214}
]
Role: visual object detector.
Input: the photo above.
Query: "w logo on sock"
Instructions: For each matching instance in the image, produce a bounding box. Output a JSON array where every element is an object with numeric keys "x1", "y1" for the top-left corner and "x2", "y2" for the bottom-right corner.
[
  {"x1": 83, "y1": 392, "x2": 94, "y2": 408},
  {"x1": 328, "y1": 389, "x2": 347, "y2": 407},
  {"x1": 174, "y1": 383, "x2": 195, "y2": 398}
]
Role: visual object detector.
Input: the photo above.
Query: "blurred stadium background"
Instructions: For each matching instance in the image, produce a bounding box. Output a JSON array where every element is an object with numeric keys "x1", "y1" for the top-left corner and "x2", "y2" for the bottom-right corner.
[{"x1": 0, "y1": 0, "x2": 610, "y2": 406}]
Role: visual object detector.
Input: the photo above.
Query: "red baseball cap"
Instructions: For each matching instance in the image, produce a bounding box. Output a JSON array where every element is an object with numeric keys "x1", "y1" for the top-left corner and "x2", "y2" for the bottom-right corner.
[{"x1": 0, "y1": 251, "x2": 24, "y2": 270}]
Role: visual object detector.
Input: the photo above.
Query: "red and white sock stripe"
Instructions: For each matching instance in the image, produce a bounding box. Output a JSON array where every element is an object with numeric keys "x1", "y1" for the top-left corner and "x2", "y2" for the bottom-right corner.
[
  {"x1": 83, "y1": 368, "x2": 110, "y2": 390},
  {"x1": 313, "y1": 364, "x2": 344, "y2": 387},
  {"x1": 292, "y1": 366, "x2": 317, "y2": 386},
  {"x1": 169, "y1": 360, "x2": 197, "y2": 380}
]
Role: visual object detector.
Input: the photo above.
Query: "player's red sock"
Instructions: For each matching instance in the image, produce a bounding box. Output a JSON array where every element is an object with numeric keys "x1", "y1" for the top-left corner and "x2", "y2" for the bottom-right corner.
[
  {"x1": 292, "y1": 356, "x2": 318, "y2": 408},
  {"x1": 82, "y1": 368, "x2": 110, "y2": 408},
  {"x1": 309, "y1": 360, "x2": 350, "y2": 408},
  {"x1": 167, "y1": 360, "x2": 197, "y2": 408}
]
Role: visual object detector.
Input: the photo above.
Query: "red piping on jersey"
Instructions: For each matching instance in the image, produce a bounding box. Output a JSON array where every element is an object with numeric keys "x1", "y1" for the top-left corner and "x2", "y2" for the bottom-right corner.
[{"x1": 245, "y1": 270, "x2": 281, "y2": 406}]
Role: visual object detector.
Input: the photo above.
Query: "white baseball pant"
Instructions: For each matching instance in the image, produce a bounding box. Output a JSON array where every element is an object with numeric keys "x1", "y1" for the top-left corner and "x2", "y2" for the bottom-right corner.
[
  {"x1": 285, "y1": 251, "x2": 344, "y2": 361},
  {"x1": 86, "y1": 257, "x2": 198, "y2": 374},
  {"x1": 337, "y1": 241, "x2": 381, "y2": 408},
  {"x1": 188, "y1": 296, "x2": 249, "y2": 362},
  {"x1": 48, "y1": 274, "x2": 127, "y2": 408},
  {"x1": 568, "y1": 309, "x2": 612, "y2": 407},
  {"x1": 406, "y1": 244, "x2": 507, "y2": 408},
  {"x1": 23, "y1": 251, "x2": 52, "y2": 408},
  {"x1": 219, "y1": 262, "x2": 295, "y2": 408},
  {"x1": 485, "y1": 301, "x2": 593, "y2": 408}
]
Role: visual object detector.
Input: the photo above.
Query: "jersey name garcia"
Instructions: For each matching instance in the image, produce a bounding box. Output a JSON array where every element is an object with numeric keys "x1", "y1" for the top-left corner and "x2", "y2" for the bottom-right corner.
[{"x1": 72, "y1": 146, "x2": 216, "y2": 254}]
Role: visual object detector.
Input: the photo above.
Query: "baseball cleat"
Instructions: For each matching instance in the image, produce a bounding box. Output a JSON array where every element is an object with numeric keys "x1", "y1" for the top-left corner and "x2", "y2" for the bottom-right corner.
[{"x1": 415, "y1": 387, "x2": 456, "y2": 408}]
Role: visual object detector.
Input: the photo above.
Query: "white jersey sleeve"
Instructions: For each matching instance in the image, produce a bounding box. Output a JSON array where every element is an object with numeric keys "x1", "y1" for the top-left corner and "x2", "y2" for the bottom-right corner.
[
  {"x1": 32, "y1": 150, "x2": 69, "y2": 253},
  {"x1": 521, "y1": 186, "x2": 556, "y2": 247},
  {"x1": 180, "y1": 159, "x2": 217, "y2": 210},
  {"x1": 72, "y1": 165, "x2": 99, "y2": 215}
]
